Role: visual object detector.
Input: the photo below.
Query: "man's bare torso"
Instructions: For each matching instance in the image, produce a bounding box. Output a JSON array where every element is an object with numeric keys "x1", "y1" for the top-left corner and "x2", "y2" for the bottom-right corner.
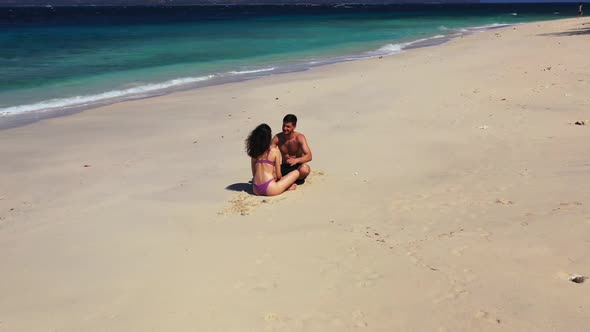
[{"x1": 276, "y1": 132, "x2": 303, "y2": 160}]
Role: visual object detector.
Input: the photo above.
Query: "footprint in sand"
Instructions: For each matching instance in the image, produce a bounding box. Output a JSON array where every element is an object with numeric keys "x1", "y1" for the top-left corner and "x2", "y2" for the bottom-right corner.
[
  {"x1": 347, "y1": 246, "x2": 359, "y2": 258},
  {"x1": 434, "y1": 287, "x2": 469, "y2": 304},
  {"x1": 220, "y1": 193, "x2": 285, "y2": 216},
  {"x1": 264, "y1": 312, "x2": 282, "y2": 322},
  {"x1": 560, "y1": 202, "x2": 583, "y2": 206},
  {"x1": 406, "y1": 251, "x2": 420, "y2": 264},
  {"x1": 519, "y1": 169, "x2": 530, "y2": 177},
  {"x1": 558, "y1": 202, "x2": 583, "y2": 209},
  {"x1": 474, "y1": 310, "x2": 501, "y2": 324},
  {"x1": 451, "y1": 245, "x2": 469, "y2": 256},
  {"x1": 302, "y1": 170, "x2": 325, "y2": 185},
  {"x1": 355, "y1": 271, "x2": 381, "y2": 288},
  {"x1": 351, "y1": 310, "x2": 369, "y2": 328},
  {"x1": 462, "y1": 269, "x2": 477, "y2": 283},
  {"x1": 552, "y1": 201, "x2": 583, "y2": 212},
  {"x1": 263, "y1": 312, "x2": 287, "y2": 330},
  {"x1": 251, "y1": 280, "x2": 279, "y2": 292},
  {"x1": 233, "y1": 275, "x2": 279, "y2": 294},
  {"x1": 219, "y1": 193, "x2": 255, "y2": 216},
  {"x1": 362, "y1": 227, "x2": 388, "y2": 244},
  {"x1": 478, "y1": 228, "x2": 493, "y2": 240}
]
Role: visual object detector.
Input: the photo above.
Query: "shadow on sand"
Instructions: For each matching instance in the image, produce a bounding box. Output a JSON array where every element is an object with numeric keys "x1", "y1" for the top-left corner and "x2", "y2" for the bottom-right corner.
[
  {"x1": 226, "y1": 182, "x2": 253, "y2": 194},
  {"x1": 539, "y1": 22, "x2": 590, "y2": 37}
]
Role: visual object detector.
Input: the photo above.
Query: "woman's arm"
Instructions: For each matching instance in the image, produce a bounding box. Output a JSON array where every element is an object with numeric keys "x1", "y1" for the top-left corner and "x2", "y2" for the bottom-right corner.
[
  {"x1": 274, "y1": 148, "x2": 283, "y2": 179},
  {"x1": 251, "y1": 158, "x2": 256, "y2": 178}
]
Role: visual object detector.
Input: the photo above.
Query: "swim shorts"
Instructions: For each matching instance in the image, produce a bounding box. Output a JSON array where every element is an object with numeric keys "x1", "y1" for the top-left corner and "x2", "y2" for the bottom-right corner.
[{"x1": 281, "y1": 163, "x2": 301, "y2": 176}]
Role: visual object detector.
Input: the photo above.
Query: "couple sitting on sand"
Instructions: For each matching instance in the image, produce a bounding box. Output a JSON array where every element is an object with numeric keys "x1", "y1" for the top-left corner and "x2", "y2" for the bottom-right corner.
[{"x1": 246, "y1": 114, "x2": 312, "y2": 196}]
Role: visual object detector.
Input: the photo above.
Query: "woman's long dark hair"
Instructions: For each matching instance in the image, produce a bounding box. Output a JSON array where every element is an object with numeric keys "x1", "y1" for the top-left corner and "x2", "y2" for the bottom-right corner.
[{"x1": 246, "y1": 123, "x2": 272, "y2": 158}]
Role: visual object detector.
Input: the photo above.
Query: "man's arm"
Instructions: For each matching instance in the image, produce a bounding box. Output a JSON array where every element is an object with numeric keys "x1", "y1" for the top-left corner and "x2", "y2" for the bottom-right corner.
[{"x1": 295, "y1": 134, "x2": 312, "y2": 164}]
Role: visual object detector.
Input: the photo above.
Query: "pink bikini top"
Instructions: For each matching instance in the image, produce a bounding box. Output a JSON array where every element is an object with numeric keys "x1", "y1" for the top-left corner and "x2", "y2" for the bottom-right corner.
[{"x1": 256, "y1": 159, "x2": 275, "y2": 166}]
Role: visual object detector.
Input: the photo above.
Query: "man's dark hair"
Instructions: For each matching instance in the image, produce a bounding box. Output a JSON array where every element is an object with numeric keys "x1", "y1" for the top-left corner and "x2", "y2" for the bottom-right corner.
[{"x1": 283, "y1": 114, "x2": 297, "y2": 126}]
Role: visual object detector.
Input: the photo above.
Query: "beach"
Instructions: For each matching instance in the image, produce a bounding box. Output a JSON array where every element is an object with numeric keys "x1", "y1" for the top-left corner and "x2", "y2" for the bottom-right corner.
[{"x1": 1, "y1": 16, "x2": 589, "y2": 331}]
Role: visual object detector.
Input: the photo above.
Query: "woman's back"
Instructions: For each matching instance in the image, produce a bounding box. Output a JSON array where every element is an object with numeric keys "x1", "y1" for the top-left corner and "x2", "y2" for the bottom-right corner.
[{"x1": 252, "y1": 147, "x2": 280, "y2": 185}]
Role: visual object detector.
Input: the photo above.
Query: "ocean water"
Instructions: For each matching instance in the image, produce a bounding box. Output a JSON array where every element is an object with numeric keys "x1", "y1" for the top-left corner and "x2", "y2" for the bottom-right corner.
[{"x1": 0, "y1": 4, "x2": 573, "y2": 125}]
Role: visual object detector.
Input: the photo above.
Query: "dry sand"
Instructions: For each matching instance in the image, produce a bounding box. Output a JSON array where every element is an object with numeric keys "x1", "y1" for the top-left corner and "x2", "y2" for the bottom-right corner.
[{"x1": 1, "y1": 18, "x2": 589, "y2": 331}]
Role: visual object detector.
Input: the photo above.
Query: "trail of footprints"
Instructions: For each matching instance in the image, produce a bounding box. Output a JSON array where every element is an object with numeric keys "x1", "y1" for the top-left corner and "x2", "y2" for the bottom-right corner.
[{"x1": 254, "y1": 189, "x2": 583, "y2": 328}]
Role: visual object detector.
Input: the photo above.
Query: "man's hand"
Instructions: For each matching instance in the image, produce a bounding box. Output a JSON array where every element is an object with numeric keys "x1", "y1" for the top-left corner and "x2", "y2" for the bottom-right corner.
[{"x1": 285, "y1": 156, "x2": 299, "y2": 166}]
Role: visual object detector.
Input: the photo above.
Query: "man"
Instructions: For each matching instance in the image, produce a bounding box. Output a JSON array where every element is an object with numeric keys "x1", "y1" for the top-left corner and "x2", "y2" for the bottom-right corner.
[{"x1": 272, "y1": 114, "x2": 312, "y2": 184}]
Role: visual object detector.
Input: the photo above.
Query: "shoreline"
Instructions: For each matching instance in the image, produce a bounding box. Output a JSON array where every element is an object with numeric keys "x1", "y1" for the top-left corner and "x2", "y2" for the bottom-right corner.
[
  {"x1": 1, "y1": 17, "x2": 589, "y2": 331},
  {"x1": 0, "y1": 21, "x2": 513, "y2": 130}
]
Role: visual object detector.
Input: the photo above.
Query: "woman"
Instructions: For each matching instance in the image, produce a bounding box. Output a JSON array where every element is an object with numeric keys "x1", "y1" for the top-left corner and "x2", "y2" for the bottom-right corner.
[{"x1": 246, "y1": 124, "x2": 299, "y2": 196}]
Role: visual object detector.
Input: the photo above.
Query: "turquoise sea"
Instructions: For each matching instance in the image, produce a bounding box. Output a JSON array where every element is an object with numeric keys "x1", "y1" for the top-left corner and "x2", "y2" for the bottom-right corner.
[{"x1": 0, "y1": 4, "x2": 574, "y2": 126}]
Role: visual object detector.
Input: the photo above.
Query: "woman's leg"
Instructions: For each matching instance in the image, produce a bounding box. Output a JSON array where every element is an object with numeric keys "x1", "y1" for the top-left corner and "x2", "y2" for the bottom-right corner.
[{"x1": 266, "y1": 170, "x2": 300, "y2": 196}]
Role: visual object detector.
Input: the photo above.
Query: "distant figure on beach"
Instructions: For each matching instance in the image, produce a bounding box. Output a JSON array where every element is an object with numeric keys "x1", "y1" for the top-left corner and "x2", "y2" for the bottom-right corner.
[
  {"x1": 579, "y1": 3, "x2": 584, "y2": 17},
  {"x1": 246, "y1": 123, "x2": 299, "y2": 196},
  {"x1": 272, "y1": 114, "x2": 312, "y2": 184}
]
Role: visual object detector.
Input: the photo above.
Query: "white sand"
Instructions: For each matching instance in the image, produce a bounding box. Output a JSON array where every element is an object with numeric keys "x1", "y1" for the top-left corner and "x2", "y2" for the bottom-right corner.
[{"x1": 1, "y1": 18, "x2": 589, "y2": 331}]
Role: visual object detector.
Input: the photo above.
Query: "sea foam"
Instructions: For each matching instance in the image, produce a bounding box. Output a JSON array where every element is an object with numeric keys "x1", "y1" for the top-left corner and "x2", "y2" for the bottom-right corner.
[
  {"x1": 375, "y1": 43, "x2": 404, "y2": 54},
  {"x1": 228, "y1": 67, "x2": 276, "y2": 75},
  {"x1": 0, "y1": 75, "x2": 214, "y2": 116}
]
